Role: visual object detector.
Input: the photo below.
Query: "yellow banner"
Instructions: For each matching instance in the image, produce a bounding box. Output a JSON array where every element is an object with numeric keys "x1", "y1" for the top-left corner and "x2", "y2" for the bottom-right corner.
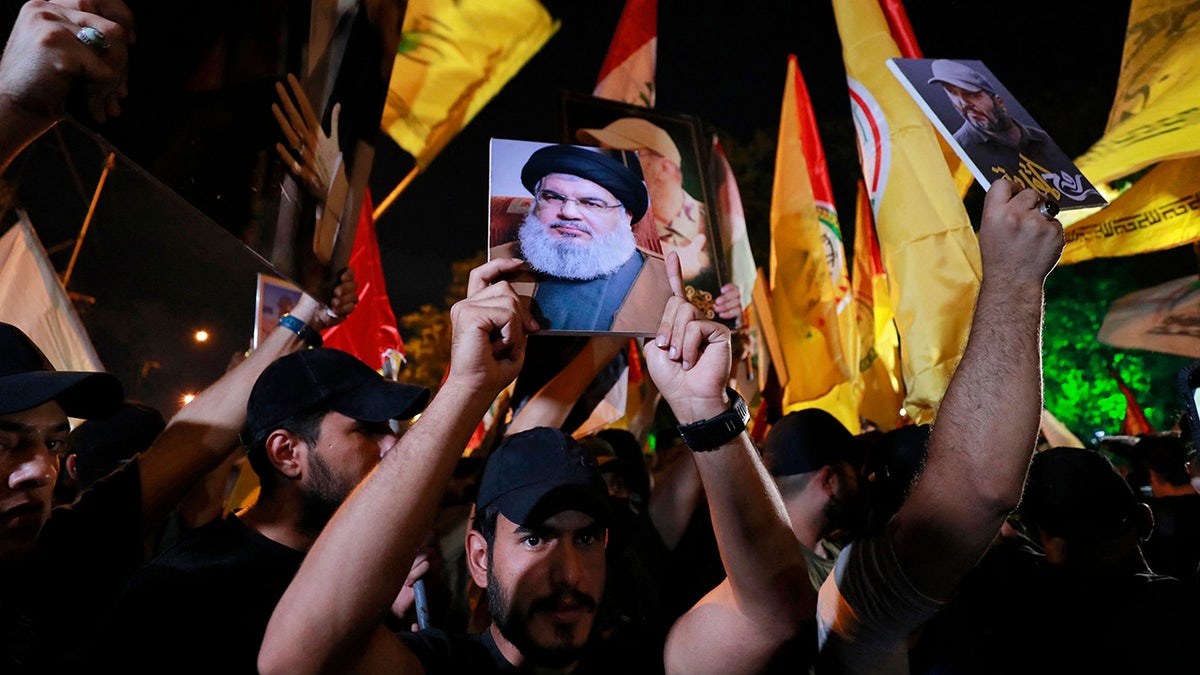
[
  {"x1": 850, "y1": 183, "x2": 905, "y2": 431},
  {"x1": 770, "y1": 57, "x2": 851, "y2": 407},
  {"x1": 382, "y1": 0, "x2": 559, "y2": 169},
  {"x1": 833, "y1": 0, "x2": 982, "y2": 424},
  {"x1": 1075, "y1": 0, "x2": 1200, "y2": 184},
  {"x1": 1061, "y1": 156, "x2": 1200, "y2": 264}
]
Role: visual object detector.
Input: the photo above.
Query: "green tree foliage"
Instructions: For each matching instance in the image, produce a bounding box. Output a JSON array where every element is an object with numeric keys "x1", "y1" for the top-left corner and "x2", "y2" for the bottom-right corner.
[
  {"x1": 1042, "y1": 250, "x2": 1195, "y2": 444},
  {"x1": 395, "y1": 251, "x2": 486, "y2": 392}
]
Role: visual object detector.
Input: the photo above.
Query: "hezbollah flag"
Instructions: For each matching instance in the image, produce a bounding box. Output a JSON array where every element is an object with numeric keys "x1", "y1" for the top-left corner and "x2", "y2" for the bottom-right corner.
[
  {"x1": 851, "y1": 181, "x2": 905, "y2": 431},
  {"x1": 834, "y1": 0, "x2": 983, "y2": 424},
  {"x1": 382, "y1": 0, "x2": 559, "y2": 169},
  {"x1": 1060, "y1": 0, "x2": 1200, "y2": 263},
  {"x1": 770, "y1": 56, "x2": 852, "y2": 413}
]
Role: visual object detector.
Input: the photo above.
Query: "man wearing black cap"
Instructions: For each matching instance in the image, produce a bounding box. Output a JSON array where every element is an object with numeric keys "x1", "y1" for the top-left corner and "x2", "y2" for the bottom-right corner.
[
  {"x1": 94, "y1": 347, "x2": 429, "y2": 672},
  {"x1": 260, "y1": 257, "x2": 813, "y2": 674},
  {"x1": 927, "y1": 59, "x2": 1057, "y2": 184},
  {"x1": 491, "y1": 143, "x2": 671, "y2": 333},
  {"x1": 762, "y1": 408, "x2": 863, "y2": 591},
  {"x1": 0, "y1": 271, "x2": 357, "y2": 673},
  {"x1": 913, "y1": 446, "x2": 1198, "y2": 673}
]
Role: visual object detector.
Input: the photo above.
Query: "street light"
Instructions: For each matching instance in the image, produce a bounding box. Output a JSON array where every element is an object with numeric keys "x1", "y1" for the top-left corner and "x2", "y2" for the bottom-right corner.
[{"x1": 194, "y1": 329, "x2": 210, "y2": 343}]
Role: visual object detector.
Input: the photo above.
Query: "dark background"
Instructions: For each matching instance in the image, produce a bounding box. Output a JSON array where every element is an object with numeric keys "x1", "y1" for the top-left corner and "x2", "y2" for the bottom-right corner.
[{"x1": 7, "y1": 0, "x2": 1184, "y2": 426}]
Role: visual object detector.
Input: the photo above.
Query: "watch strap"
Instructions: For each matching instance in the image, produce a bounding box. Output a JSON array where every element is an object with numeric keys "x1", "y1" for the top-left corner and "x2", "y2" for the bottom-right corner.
[
  {"x1": 677, "y1": 387, "x2": 750, "y2": 452},
  {"x1": 278, "y1": 314, "x2": 323, "y2": 348}
]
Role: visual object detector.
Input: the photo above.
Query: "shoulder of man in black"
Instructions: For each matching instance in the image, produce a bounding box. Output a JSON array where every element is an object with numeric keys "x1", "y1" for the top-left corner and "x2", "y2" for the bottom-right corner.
[{"x1": 90, "y1": 514, "x2": 304, "y2": 672}]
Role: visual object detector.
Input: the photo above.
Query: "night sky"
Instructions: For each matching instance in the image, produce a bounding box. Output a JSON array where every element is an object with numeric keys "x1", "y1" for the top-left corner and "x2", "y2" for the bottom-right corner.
[
  {"x1": 4, "y1": 0, "x2": 1164, "y2": 417},
  {"x1": 370, "y1": 0, "x2": 1136, "y2": 312}
]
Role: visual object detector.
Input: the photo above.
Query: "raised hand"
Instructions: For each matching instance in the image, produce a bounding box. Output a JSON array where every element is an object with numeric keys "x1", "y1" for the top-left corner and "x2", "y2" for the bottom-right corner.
[
  {"x1": 290, "y1": 267, "x2": 358, "y2": 332},
  {"x1": 447, "y1": 257, "x2": 538, "y2": 394},
  {"x1": 712, "y1": 283, "x2": 742, "y2": 322},
  {"x1": 272, "y1": 73, "x2": 341, "y2": 198},
  {"x1": 645, "y1": 251, "x2": 732, "y2": 423},
  {"x1": 0, "y1": 0, "x2": 135, "y2": 125},
  {"x1": 978, "y1": 178, "x2": 1064, "y2": 285}
]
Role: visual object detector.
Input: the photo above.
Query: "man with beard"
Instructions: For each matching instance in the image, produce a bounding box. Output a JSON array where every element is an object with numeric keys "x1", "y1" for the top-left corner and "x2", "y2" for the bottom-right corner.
[
  {"x1": 259, "y1": 255, "x2": 815, "y2": 674},
  {"x1": 762, "y1": 409, "x2": 864, "y2": 591},
  {"x1": 928, "y1": 59, "x2": 1058, "y2": 183},
  {"x1": 576, "y1": 118, "x2": 743, "y2": 321},
  {"x1": 92, "y1": 347, "x2": 429, "y2": 673},
  {"x1": 491, "y1": 143, "x2": 671, "y2": 333}
]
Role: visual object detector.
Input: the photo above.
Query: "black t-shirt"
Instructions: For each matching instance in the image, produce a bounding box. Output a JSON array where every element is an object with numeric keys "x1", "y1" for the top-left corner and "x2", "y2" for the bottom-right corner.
[
  {"x1": 0, "y1": 459, "x2": 143, "y2": 674},
  {"x1": 912, "y1": 537, "x2": 1200, "y2": 674},
  {"x1": 1143, "y1": 493, "x2": 1200, "y2": 584},
  {"x1": 91, "y1": 514, "x2": 304, "y2": 674},
  {"x1": 401, "y1": 623, "x2": 664, "y2": 674}
]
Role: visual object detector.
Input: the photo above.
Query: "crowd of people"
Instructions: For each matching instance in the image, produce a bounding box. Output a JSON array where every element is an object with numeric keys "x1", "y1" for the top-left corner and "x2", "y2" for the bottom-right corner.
[{"x1": 2, "y1": 2, "x2": 1198, "y2": 674}]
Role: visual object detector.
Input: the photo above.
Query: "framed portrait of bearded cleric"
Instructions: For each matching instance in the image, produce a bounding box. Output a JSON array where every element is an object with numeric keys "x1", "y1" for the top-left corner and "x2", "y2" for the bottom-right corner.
[
  {"x1": 557, "y1": 92, "x2": 730, "y2": 321},
  {"x1": 488, "y1": 138, "x2": 673, "y2": 336},
  {"x1": 887, "y1": 57, "x2": 1107, "y2": 211}
]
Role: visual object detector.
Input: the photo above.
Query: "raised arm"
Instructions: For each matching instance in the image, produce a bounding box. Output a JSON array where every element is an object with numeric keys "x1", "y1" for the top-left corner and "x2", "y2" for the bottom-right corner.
[
  {"x1": 651, "y1": 253, "x2": 812, "y2": 674},
  {"x1": 891, "y1": 179, "x2": 1064, "y2": 599},
  {"x1": 0, "y1": 0, "x2": 133, "y2": 170},
  {"x1": 134, "y1": 269, "x2": 357, "y2": 534},
  {"x1": 259, "y1": 257, "x2": 534, "y2": 675}
]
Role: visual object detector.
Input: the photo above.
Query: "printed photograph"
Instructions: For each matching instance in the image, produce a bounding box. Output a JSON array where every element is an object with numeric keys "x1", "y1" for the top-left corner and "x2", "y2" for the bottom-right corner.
[
  {"x1": 488, "y1": 138, "x2": 672, "y2": 336},
  {"x1": 888, "y1": 57, "x2": 1107, "y2": 210}
]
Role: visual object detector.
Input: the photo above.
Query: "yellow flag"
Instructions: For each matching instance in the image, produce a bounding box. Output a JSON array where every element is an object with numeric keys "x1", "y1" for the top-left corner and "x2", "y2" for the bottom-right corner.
[
  {"x1": 850, "y1": 181, "x2": 905, "y2": 431},
  {"x1": 1062, "y1": 156, "x2": 1200, "y2": 264},
  {"x1": 1060, "y1": 0, "x2": 1200, "y2": 263},
  {"x1": 769, "y1": 57, "x2": 852, "y2": 411},
  {"x1": 382, "y1": 0, "x2": 559, "y2": 169},
  {"x1": 1075, "y1": 0, "x2": 1200, "y2": 184},
  {"x1": 833, "y1": 0, "x2": 982, "y2": 424}
]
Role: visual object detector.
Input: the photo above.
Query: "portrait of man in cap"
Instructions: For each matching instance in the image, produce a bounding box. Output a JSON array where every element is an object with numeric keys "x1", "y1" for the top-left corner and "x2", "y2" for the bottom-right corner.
[
  {"x1": 488, "y1": 140, "x2": 671, "y2": 335},
  {"x1": 576, "y1": 118, "x2": 711, "y2": 283},
  {"x1": 889, "y1": 58, "x2": 1104, "y2": 209}
]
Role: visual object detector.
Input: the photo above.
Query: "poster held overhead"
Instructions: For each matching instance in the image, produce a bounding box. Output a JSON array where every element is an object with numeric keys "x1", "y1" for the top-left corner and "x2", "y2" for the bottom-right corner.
[
  {"x1": 488, "y1": 138, "x2": 671, "y2": 336},
  {"x1": 887, "y1": 57, "x2": 1107, "y2": 210}
]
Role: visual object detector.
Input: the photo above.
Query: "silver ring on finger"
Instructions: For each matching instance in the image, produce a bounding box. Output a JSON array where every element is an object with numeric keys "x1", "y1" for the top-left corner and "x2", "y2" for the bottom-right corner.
[
  {"x1": 76, "y1": 26, "x2": 111, "y2": 50},
  {"x1": 1038, "y1": 198, "x2": 1060, "y2": 219}
]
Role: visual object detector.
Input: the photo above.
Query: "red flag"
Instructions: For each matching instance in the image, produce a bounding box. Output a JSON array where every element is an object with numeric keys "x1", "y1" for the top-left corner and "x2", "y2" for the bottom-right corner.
[
  {"x1": 593, "y1": 0, "x2": 657, "y2": 107},
  {"x1": 878, "y1": 0, "x2": 923, "y2": 58},
  {"x1": 320, "y1": 189, "x2": 405, "y2": 372},
  {"x1": 1111, "y1": 367, "x2": 1155, "y2": 436},
  {"x1": 877, "y1": 0, "x2": 972, "y2": 198}
]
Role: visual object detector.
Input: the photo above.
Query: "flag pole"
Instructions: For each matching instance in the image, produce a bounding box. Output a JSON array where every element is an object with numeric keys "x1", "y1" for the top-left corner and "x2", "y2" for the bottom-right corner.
[
  {"x1": 372, "y1": 166, "x2": 420, "y2": 221},
  {"x1": 62, "y1": 152, "x2": 116, "y2": 289}
]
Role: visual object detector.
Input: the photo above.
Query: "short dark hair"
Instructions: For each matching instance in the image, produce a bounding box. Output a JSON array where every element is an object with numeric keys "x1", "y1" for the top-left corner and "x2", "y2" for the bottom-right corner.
[
  {"x1": 245, "y1": 407, "x2": 328, "y2": 495},
  {"x1": 472, "y1": 502, "x2": 501, "y2": 548}
]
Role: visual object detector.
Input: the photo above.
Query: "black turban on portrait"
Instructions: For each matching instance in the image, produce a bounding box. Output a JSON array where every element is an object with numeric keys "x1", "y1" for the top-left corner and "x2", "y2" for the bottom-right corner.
[{"x1": 521, "y1": 144, "x2": 649, "y2": 222}]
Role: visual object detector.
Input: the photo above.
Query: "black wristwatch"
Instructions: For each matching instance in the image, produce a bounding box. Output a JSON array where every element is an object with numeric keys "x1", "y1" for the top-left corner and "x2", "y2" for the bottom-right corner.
[{"x1": 677, "y1": 387, "x2": 750, "y2": 452}]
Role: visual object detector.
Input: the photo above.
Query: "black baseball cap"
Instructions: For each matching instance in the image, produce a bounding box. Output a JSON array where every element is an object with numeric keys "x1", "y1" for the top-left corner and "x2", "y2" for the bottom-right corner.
[
  {"x1": 245, "y1": 348, "x2": 429, "y2": 445},
  {"x1": 763, "y1": 408, "x2": 860, "y2": 477},
  {"x1": 521, "y1": 144, "x2": 649, "y2": 223},
  {"x1": 1020, "y1": 447, "x2": 1141, "y2": 540},
  {"x1": 0, "y1": 322, "x2": 123, "y2": 418},
  {"x1": 476, "y1": 427, "x2": 611, "y2": 528}
]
